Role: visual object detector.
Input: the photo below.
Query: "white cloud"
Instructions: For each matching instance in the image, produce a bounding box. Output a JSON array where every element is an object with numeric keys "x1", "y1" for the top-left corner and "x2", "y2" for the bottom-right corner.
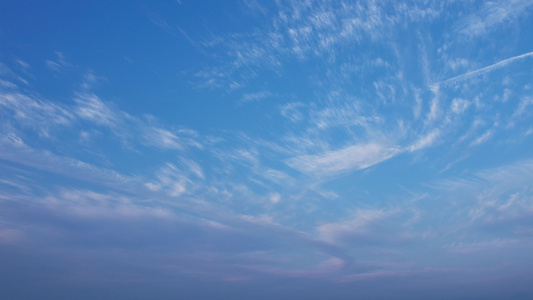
[
  {"x1": 512, "y1": 96, "x2": 533, "y2": 118},
  {"x1": 280, "y1": 102, "x2": 306, "y2": 122},
  {"x1": 0, "y1": 79, "x2": 17, "y2": 89},
  {"x1": 286, "y1": 142, "x2": 400, "y2": 176},
  {"x1": 441, "y1": 51, "x2": 533, "y2": 87},
  {"x1": 143, "y1": 127, "x2": 184, "y2": 150},
  {"x1": 447, "y1": 58, "x2": 470, "y2": 71},
  {"x1": 46, "y1": 189, "x2": 174, "y2": 219},
  {"x1": 0, "y1": 92, "x2": 74, "y2": 131},
  {"x1": 0, "y1": 62, "x2": 29, "y2": 85},
  {"x1": 269, "y1": 193, "x2": 281, "y2": 204},
  {"x1": 258, "y1": 169, "x2": 294, "y2": 186},
  {"x1": 239, "y1": 90, "x2": 273, "y2": 103},
  {"x1": 145, "y1": 160, "x2": 205, "y2": 198},
  {"x1": 15, "y1": 59, "x2": 30, "y2": 69},
  {"x1": 74, "y1": 93, "x2": 119, "y2": 127},
  {"x1": 0, "y1": 133, "x2": 142, "y2": 193},
  {"x1": 456, "y1": 0, "x2": 533, "y2": 37},
  {"x1": 409, "y1": 129, "x2": 440, "y2": 152},
  {"x1": 194, "y1": 1, "x2": 438, "y2": 89},
  {"x1": 311, "y1": 101, "x2": 375, "y2": 130},
  {"x1": 446, "y1": 239, "x2": 519, "y2": 254},
  {"x1": 317, "y1": 208, "x2": 392, "y2": 244},
  {"x1": 435, "y1": 159, "x2": 533, "y2": 231},
  {"x1": 45, "y1": 52, "x2": 69, "y2": 72},
  {"x1": 451, "y1": 98, "x2": 470, "y2": 114},
  {"x1": 425, "y1": 84, "x2": 440, "y2": 123},
  {"x1": 2, "y1": 85, "x2": 202, "y2": 152},
  {"x1": 469, "y1": 130, "x2": 493, "y2": 147}
]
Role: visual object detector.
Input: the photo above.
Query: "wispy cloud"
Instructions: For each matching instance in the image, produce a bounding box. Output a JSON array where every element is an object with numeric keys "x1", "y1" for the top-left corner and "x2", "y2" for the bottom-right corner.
[
  {"x1": 45, "y1": 52, "x2": 70, "y2": 72},
  {"x1": 316, "y1": 207, "x2": 419, "y2": 248},
  {"x1": 446, "y1": 239, "x2": 520, "y2": 254},
  {"x1": 409, "y1": 129, "x2": 440, "y2": 152},
  {"x1": 2, "y1": 1, "x2": 533, "y2": 294},
  {"x1": 191, "y1": 1, "x2": 447, "y2": 90},
  {"x1": 0, "y1": 62, "x2": 29, "y2": 86},
  {"x1": 74, "y1": 93, "x2": 120, "y2": 127},
  {"x1": 145, "y1": 160, "x2": 204, "y2": 197},
  {"x1": 142, "y1": 127, "x2": 201, "y2": 151},
  {"x1": 440, "y1": 51, "x2": 533, "y2": 87},
  {"x1": 0, "y1": 92, "x2": 74, "y2": 137},
  {"x1": 435, "y1": 159, "x2": 533, "y2": 232},
  {"x1": 456, "y1": 0, "x2": 533, "y2": 37},
  {"x1": 239, "y1": 90, "x2": 274, "y2": 104},
  {"x1": 286, "y1": 143, "x2": 400, "y2": 177},
  {"x1": 317, "y1": 208, "x2": 390, "y2": 244},
  {"x1": 0, "y1": 132, "x2": 142, "y2": 193},
  {"x1": 469, "y1": 129, "x2": 493, "y2": 147}
]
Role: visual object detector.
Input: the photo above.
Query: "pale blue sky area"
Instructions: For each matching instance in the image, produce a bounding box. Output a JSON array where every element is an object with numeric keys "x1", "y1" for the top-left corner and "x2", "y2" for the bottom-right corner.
[{"x1": 1, "y1": 1, "x2": 533, "y2": 299}]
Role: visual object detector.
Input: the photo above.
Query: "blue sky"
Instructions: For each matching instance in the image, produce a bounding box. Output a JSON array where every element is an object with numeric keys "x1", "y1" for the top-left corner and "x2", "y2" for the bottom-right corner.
[{"x1": 1, "y1": 1, "x2": 533, "y2": 299}]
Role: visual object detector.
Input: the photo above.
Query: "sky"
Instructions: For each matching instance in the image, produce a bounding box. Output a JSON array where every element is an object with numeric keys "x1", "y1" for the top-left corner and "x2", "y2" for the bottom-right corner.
[{"x1": 1, "y1": 0, "x2": 533, "y2": 299}]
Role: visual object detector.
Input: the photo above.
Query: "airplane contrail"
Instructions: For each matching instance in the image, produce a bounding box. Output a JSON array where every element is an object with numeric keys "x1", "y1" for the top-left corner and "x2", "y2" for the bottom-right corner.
[{"x1": 440, "y1": 50, "x2": 533, "y2": 87}]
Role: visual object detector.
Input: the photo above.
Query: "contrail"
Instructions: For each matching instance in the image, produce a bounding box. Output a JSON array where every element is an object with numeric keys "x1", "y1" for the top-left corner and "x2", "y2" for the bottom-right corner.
[{"x1": 440, "y1": 50, "x2": 533, "y2": 87}]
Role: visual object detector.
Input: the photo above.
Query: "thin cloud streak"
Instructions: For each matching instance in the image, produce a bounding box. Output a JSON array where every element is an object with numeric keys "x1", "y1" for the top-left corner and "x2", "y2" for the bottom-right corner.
[
  {"x1": 440, "y1": 51, "x2": 533, "y2": 87},
  {"x1": 286, "y1": 143, "x2": 401, "y2": 177}
]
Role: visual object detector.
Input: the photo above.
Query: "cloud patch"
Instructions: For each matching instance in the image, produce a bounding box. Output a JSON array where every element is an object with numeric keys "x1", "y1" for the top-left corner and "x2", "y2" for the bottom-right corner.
[{"x1": 286, "y1": 143, "x2": 400, "y2": 176}]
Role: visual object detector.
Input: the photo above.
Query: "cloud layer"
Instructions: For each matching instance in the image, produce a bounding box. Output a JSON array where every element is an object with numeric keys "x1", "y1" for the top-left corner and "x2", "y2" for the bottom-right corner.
[{"x1": 1, "y1": 0, "x2": 533, "y2": 299}]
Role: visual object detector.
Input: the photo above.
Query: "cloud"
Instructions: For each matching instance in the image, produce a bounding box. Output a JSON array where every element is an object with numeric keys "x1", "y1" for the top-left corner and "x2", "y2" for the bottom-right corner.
[
  {"x1": 446, "y1": 239, "x2": 520, "y2": 254},
  {"x1": 451, "y1": 98, "x2": 470, "y2": 114},
  {"x1": 0, "y1": 92, "x2": 74, "y2": 135},
  {"x1": 0, "y1": 79, "x2": 18, "y2": 89},
  {"x1": 0, "y1": 132, "x2": 142, "y2": 193},
  {"x1": 440, "y1": 51, "x2": 533, "y2": 87},
  {"x1": 469, "y1": 130, "x2": 493, "y2": 147},
  {"x1": 456, "y1": 0, "x2": 533, "y2": 37},
  {"x1": 425, "y1": 84, "x2": 441, "y2": 123},
  {"x1": 192, "y1": 1, "x2": 446, "y2": 90},
  {"x1": 316, "y1": 207, "x2": 419, "y2": 249},
  {"x1": 257, "y1": 169, "x2": 294, "y2": 186},
  {"x1": 74, "y1": 93, "x2": 120, "y2": 127},
  {"x1": 511, "y1": 96, "x2": 533, "y2": 120},
  {"x1": 239, "y1": 90, "x2": 273, "y2": 104},
  {"x1": 42, "y1": 189, "x2": 174, "y2": 220},
  {"x1": 142, "y1": 127, "x2": 186, "y2": 150},
  {"x1": 409, "y1": 129, "x2": 440, "y2": 152},
  {"x1": 268, "y1": 193, "x2": 281, "y2": 204},
  {"x1": 45, "y1": 52, "x2": 70, "y2": 72},
  {"x1": 317, "y1": 208, "x2": 389, "y2": 244},
  {"x1": 280, "y1": 102, "x2": 306, "y2": 122},
  {"x1": 0, "y1": 62, "x2": 29, "y2": 86},
  {"x1": 2, "y1": 2, "x2": 533, "y2": 295},
  {"x1": 1, "y1": 82, "x2": 202, "y2": 152},
  {"x1": 286, "y1": 142, "x2": 400, "y2": 176},
  {"x1": 435, "y1": 159, "x2": 533, "y2": 231},
  {"x1": 309, "y1": 97, "x2": 379, "y2": 130},
  {"x1": 145, "y1": 161, "x2": 204, "y2": 197}
]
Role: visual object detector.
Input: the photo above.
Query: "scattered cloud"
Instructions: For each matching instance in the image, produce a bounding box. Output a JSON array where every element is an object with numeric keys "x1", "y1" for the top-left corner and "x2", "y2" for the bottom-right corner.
[
  {"x1": 286, "y1": 143, "x2": 400, "y2": 177},
  {"x1": 409, "y1": 129, "x2": 440, "y2": 152},
  {"x1": 74, "y1": 93, "x2": 120, "y2": 127},
  {"x1": 456, "y1": 0, "x2": 533, "y2": 37},
  {"x1": 469, "y1": 130, "x2": 493, "y2": 147},
  {"x1": 1, "y1": 1, "x2": 533, "y2": 296},
  {"x1": 239, "y1": 90, "x2": 274, "y2": 104},
  {"x1": 446, "y1": 239, "x2": 520, "y2": 254},
  {"x1": 45, "y1": 52, "x2": 70, "y2": 72},
  {"x1": 440, "y1": 51, "x2": 533, "y2": 87}
]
